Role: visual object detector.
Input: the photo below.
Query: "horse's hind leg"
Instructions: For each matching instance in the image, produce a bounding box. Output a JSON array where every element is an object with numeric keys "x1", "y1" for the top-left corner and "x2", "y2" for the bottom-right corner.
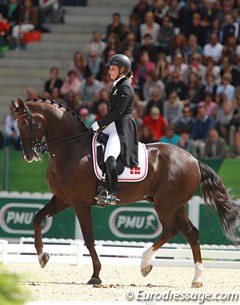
[
  {"x1": 33, "y1": 195, "x2": 69, "y2": 268},
  {"x1": 141, "y1": 206, "x2": 179, "y2": 277},
  {"x1": 176, "y1": 206, "x2": 203, "y2": 288}
]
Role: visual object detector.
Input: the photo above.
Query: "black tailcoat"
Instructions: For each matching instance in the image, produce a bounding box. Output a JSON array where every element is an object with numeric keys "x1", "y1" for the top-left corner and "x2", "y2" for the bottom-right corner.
[{"x1": 97, "y1": 77, "x2": 138, "y2": 168}]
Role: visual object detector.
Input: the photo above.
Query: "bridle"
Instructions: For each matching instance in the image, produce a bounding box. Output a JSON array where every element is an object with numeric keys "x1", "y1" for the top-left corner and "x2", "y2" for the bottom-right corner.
[
  {"x1": 16, "y1": 104, "x2": 45, "y2": 156},
  {"x1": 16, "y1": 104, "x2": 94, "y2": 156}
]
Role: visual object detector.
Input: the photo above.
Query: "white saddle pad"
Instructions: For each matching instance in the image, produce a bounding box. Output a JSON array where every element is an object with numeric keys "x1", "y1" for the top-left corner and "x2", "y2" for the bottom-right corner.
[{"x1": 92, "y1": 134, "x2": 148, "y2": 182}]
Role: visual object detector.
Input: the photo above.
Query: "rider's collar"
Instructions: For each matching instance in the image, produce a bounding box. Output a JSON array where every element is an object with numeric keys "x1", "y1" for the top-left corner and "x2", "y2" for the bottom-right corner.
[{"x1": 113, "y1": 76, "x2": 126, "y2": 87}]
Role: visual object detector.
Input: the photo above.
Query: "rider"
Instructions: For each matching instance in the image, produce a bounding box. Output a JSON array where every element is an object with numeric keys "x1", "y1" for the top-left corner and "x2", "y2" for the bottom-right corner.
[{"x1": 91, "y1": 54, "x2": 138, "y2": 205}]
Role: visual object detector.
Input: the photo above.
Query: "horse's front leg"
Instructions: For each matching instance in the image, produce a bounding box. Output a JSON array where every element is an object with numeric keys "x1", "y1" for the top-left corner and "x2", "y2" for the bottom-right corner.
[
  {"x1": 75, "y1": 206, "x2": 102, "y2": 285},
  {"x1": 33, "y1": 195, "x2": 69, "y2": 268}
]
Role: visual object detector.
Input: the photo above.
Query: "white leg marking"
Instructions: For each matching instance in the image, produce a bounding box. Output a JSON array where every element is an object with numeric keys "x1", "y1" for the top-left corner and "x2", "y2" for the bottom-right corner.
[
  {"x1": 140, "y1": 246, "x2": 156, "y2": 276},
  {"x1": 192, "y1": 262, "x2": 204, "y2": 287}
]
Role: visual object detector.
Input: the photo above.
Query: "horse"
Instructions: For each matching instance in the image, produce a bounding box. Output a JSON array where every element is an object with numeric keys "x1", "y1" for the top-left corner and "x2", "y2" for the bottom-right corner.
[{"x1": 12, "y1": 98, "x2": 240, "y2": 288}]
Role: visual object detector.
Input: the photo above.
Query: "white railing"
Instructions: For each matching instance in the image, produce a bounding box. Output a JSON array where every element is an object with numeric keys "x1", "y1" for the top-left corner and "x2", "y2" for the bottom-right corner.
[{"x1": 0, "y1": 238, "x2": 239, "y2": 269}]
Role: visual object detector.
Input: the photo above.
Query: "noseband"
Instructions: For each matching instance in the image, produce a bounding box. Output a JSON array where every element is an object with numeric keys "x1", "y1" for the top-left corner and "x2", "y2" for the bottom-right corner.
[{"x1": 16, "y1": 105, "x2": 44, "y2": 156}]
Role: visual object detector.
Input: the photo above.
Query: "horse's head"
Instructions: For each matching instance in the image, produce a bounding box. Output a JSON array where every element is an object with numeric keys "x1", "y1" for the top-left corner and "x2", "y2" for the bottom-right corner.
[{"x1": 12, "y1": 98, "x2": 45, "y2": 162}]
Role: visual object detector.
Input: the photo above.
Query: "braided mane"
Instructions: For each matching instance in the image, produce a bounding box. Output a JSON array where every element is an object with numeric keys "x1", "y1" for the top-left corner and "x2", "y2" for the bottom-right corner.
[{"x1": 26, "y1": 97, "x2": 88, "y2": 131}]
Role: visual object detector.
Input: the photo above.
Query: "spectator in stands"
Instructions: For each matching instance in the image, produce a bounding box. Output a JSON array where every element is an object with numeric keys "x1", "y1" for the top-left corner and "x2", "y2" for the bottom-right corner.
[
  {"x1": 100, "y1": 69, "x2": 113, "y2": 93},
  {"x1": 186, "y1": 70, "x2": 202, "y2": 106},
  {"x1": 142, "y1": 106, "x2": 166, "y2": 141},
  {"x1": 163, "y1": 91, "x2": 183, "y2": 124},
  {"x1": 187, "y1": 12, "x2": 206, "y2": 47},
  {"x1": 94, "y1": 101, "x2": 108, "y2": 122},
  {"x1": 134, "y1": 50, "x2": 155, "y2": 98},
  {"x1": 177, "y1": 129, "x2": 197, "y2": 156},
  {"x1": 159, "y1": 123, "x2": 180, "y2": 145},
  {"x1": 138, "y1": 33, "x2": 158, "y2": 63},
  {"x1": 165, "y1": 69, "x2": 188, "y2": 101},
  {"x1": 4, "y1": 105, "x2": 20, "y2": 149},
  {"x1": 144, "y1": 88, "x2": 164, "y2": 116},
  {"x1": 215, "y1": 92, "x2": 234, "y2": 142},
  {"x1": 205, "y1": 56, "x2": 221, "y2": 85},
  {"x1": 198, "y1": 92, "x2": 216, "y2": 118},
  {"x1": 60, "y1": 70, "x2": 81, "y2": 97},
  {"x1": 142, "y1": 69, "x2": 165, "y2": 102},
  {"x1": 140, "y1": 11, "x2": 160, "y2": 45},
  {"x1": 220, "y1": 55, "x2": 240, "y2": 87},
  {"x1": 150, "y1": 0, "x2": 169, "y2": 24},
  {"x1": 229, "y1": 94, "x2": 240, "y2": 144},
  {"x1": 38, "y1": 0, "x2": 64, "y2": 24},
  {"x1": 157, "y1": 15, "x2": 175, "y2": 56},
  {"x1": 203, "y1": 33, "x2": 223, "y2": 63},
  {"x1": 51, "y1": 87, "x2": 65, "y2": 105},
  {"x1": 0, "y1": 13, "x2": 10, "y2": 52},
  {"x1": 12, "y1": 0, "x2": 38, "y2": 50},
  {"x1": 223, "y1": 35, "x2": 239, "y2": 66},
  {"x1": 175, "y1": 105, "x2": 195, "y2": 134},
  {"x1": 132, "y1": 0, "x2": 151, "y2": 24},
  {"x1": 26, "y1": 87, "x2": 38, "y2": 100},
  {"x1": 220, "y1": 13, "x2": 239, "y2": 46},
  {"x1": 92, "y1": 88, "x2": 109, "y2": 115},
  {"x1": 128, "y1": 13, "x2": 141, "y2": 42},
  {"x1": 121, "y1": 31, "x2": 140, "y2": 60},
  {"x1": 168, "y1": 52, "x2": 188, "y2": 81},
  {"x1": 139, "y1": 125, "x2": 154, "y2": 144},
  {"x1": 78, "y1": 107, "x2": 95, "y2": 128},
  {"x1": 5, "y1": 0, "x2": 21, "y2": 29},
  {"x1": 80, "y1": 71, "x2": 102, "y2": 108},
  {"x1": 187, "y1": 53, "x2": 206, "y2": 83},
  {"x1": 86, "y1": 50, "x2": 102, "y2": 80},
  {"x1": 155, "y1": 52, "x2": 169, "y2": 83},
  {"x1": 166, "y1": 0, "x2": 181, "y2": 29},
  {"x1": 68, "y1": 51, "x2": 86, "y2": 81},
  {"x1": 184, "y1": 34, "x2": 202, "y2": 64},
  {"x1": 200, "y1": 0, "x2": 219, "y2": 33},
  {"x1": 172, "y1": 33, "x2": 187, "y2": 56},
  {"x1": 199, "y1": 71, "x2": 218, "y2": 102},
  {"x1": 102, "y1": 33, "x2": 121, "y2": 61},
  {"x1": 230, "y1": 130, "x2": 240, "y2": 158},
  {"x1": 86, "y1": 30, "x2": 106, "y2": 60},
  {"x1": 44, "y1": 66, "x2": 63, "y2": 97},
  {"x1": 190, "y1": 105, "x2": 214, "y2": 158},
  {"x1": 106, "y1": 12, "x2": 128, "y2": 41},
  {"x1": 204, "y1": 128, "x2": 226, "y2": 159},
  {"x1": 179, "y1": 0, "x2": 200, "y2": 36},
  {"x1": 64, "y1": 91, "x2": 81, "y2": 112},
  {"x1": 216, "y1": 73, "x2": 235, "y2": 102}
]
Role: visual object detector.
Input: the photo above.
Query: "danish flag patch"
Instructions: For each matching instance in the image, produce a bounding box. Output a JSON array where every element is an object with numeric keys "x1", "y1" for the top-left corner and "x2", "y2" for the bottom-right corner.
[{"x1": 130, "y1": 167, "x2": 141, "y2": 175}]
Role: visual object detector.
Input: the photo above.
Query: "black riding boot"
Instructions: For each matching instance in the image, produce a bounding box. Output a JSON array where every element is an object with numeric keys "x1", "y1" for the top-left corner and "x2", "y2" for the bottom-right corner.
[{"x1": 95, "y1": 156, "x2": 119, "y2": 205}]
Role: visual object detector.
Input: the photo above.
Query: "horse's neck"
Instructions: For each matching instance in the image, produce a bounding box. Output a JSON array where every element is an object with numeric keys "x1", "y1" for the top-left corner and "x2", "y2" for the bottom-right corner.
[{"x1": 30, "y1": 101, "x2": 86, "y2": 143}]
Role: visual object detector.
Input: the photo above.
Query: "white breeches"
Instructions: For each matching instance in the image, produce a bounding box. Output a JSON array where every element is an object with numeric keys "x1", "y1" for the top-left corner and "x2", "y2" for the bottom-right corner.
[
  {"x1": 102, "y1": 122, "x2": 121, "y2": 162},
  {"x1": 12, "y1": 24, "x2": 35, "y2": 39}
]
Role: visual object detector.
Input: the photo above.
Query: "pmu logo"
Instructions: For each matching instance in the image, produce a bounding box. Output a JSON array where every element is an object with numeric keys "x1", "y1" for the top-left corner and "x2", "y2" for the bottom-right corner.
[
  {"x1": 109, "y1": 207, "x2": 162, "y2": 239},
  {"x1": 0, "y1": 203, "x2": 52, "y2": 234}
]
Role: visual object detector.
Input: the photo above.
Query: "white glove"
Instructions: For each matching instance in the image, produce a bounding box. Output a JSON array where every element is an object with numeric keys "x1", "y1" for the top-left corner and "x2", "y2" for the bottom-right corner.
[{"x1": 91, "y1": 121, "x2": 100, "y2": 131}]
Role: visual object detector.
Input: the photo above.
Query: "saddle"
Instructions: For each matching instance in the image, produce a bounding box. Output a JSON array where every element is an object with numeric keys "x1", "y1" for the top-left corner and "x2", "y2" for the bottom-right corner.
[{"x1": 92, "y1": 133, "x2": 148, "y2": 183}]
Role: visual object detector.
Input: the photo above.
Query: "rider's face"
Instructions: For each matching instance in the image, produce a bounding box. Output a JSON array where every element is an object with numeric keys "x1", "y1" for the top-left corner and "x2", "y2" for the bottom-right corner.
[{"x1": 109, "y1": 65, "x2": 120, "y2": 81}]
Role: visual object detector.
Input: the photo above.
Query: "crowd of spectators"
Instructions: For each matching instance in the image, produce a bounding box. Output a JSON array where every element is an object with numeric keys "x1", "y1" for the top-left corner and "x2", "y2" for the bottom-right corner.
[
  {"x1": 0, "y1": 0, "x2": 64, "y2": 53},
  {"x1": 2, "y1": 0, "x2": 240, "y2": 160}
]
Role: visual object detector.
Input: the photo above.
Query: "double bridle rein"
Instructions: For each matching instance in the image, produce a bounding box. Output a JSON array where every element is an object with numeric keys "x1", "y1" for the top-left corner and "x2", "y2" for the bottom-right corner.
[{"x1": 16, "y1": 104, "x2": 94, "y2": 156}]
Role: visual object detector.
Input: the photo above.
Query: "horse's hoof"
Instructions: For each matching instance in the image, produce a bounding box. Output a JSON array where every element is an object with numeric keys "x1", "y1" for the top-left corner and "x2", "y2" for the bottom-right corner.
[
  {"x1": 191, "y1": 281, "x2": 203, "y2": 288},
  {"x1": 38, "y1": 252, "x2": 50, "y2": 268},
  {"x1": 141, "y1": 265, "x2": 153, "y2": 277},
  {"x1": 87, "y1": 276, "x2": 102, "y2": 285}
]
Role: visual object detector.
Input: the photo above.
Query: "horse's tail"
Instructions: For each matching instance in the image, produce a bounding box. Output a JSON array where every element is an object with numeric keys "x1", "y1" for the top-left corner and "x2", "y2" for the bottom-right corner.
[{"x1": 199, "y1": 161, "x2": 240, "y2": 244}]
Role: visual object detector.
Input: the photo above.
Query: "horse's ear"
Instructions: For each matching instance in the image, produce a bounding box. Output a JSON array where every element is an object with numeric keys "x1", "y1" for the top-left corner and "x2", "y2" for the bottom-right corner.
[
  {"x1": 11, "y1": 100, "x2": 18, "y2": 111},
  {"x1": 17, "y1": 98, "x2": 25, "y2": 109}
]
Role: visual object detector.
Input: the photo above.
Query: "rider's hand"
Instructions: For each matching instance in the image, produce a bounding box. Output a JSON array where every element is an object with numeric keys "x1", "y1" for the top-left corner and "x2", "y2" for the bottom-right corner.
[{"x1": 91, "y1": 121, "x2": 100, "y2": 131}]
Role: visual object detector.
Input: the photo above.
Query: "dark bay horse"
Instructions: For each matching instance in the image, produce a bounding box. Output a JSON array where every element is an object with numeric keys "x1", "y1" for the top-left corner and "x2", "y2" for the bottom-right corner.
[{"x1": 13, "y1": 98, "x2": 240, "y2": 288}]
